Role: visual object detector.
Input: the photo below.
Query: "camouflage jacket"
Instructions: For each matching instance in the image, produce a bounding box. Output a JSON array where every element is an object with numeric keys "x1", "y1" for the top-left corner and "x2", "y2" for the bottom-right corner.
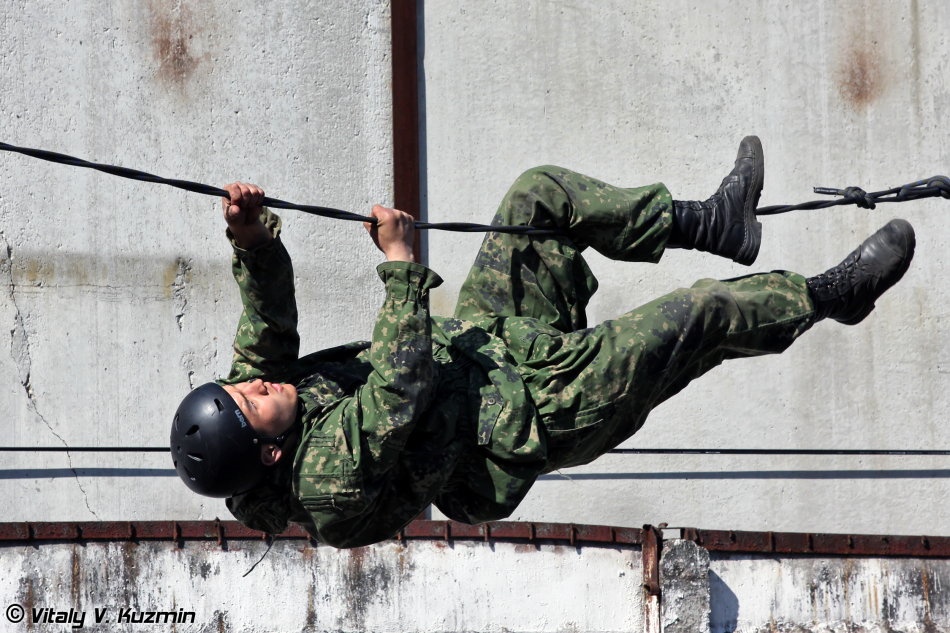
[{"x1": 224, "y1": 211, "x2": 548, "y2": 548}]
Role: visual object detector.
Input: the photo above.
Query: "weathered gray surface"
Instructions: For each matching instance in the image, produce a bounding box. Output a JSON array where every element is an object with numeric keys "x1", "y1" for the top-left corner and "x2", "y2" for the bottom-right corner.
[
  {"x1": 0, "y1": 1, "x2": 392, "y2": 520},
  {"x1": 710, "y1": 553, "x2": 950, "y2": 633},
  {"x1": 3, "y1": 535, "x2": 947, "y2": 632},
  {"x1": 662, "y1": 539, "x2": 711, "y2": 633},
  {"x1": 423, "y1": 0, "x2": 950, "y2": 536},
  {"x1": 0, "y1": 540, "x2": 643, "y2": 632}
]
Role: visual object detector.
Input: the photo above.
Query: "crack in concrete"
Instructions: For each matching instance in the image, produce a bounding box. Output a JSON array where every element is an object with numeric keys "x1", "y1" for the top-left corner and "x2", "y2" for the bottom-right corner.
[
  {"x1": 550, "y1": 469, "x2": 577, "y2": 484},
  {"x1": 172, "y1": 257, "x2": 191, "y2": 332},
  {"x1": 0, "y1": 233, "x2": 100, "y2": 519}
]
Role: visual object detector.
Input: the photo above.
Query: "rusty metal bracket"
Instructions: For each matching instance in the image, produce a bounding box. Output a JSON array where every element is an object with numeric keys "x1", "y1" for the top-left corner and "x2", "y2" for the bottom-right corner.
[
  {"x1": 641, "y1": 524, "x2": 662, "y2": 597},
  {"x1": 214, "y1": 518, "x2": 225, "y2": 549},
  {"x1": 1, "y1": 520, "x2": 947, "y2": 558}
]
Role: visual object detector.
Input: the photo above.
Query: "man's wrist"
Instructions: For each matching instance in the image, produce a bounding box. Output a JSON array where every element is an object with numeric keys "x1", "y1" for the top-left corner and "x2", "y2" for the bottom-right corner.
[
  {"x1": 229, "y1": 221, "x2": 273, "y2": 251},
  {"x1": 384, "y1": 246, "x2": 416, "y2": 263}
]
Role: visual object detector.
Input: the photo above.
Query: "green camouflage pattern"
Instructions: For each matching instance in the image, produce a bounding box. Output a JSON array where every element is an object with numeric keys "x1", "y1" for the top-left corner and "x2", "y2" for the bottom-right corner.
[
  {"x1": 221, "y1": 210, "x2": 299, "y2": 384},
  {"x1": 225, "y1": 166, "x2": 817, "y2": 547}
]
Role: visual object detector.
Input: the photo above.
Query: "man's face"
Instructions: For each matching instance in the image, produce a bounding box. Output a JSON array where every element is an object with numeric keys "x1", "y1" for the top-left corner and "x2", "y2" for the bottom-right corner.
[{"x1": 222, "y1": 379, "x2": 298, "y2": 438}]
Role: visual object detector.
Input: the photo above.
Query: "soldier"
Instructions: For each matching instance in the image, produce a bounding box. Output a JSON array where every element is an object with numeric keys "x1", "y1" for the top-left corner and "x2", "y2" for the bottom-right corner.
[{"x1": 170, "y1": 137, "x2": 915, "y2": 547}]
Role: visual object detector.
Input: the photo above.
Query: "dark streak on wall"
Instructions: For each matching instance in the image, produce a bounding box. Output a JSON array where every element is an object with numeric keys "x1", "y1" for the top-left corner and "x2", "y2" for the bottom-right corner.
[
  {"x1": 148, "y1": 0, "x2": 200, "y2": 88},
  {"x1": 838, "y1": 45, "x2": 883, "y2": 108}
]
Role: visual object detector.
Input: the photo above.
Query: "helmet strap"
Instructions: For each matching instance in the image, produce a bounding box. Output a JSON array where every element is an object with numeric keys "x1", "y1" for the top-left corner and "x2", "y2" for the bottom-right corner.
[{"x1": 252, "y1": 418, "x2": 302, "y2": 448}]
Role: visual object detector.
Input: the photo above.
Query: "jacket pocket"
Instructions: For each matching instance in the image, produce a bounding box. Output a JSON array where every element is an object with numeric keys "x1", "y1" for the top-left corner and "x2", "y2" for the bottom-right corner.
[
  {"x1": 296, "y1": 432, "x2": 360, "y2": 510},
  {"x1": 541, "y1": 401, "x2": 621, "y2": 471}
]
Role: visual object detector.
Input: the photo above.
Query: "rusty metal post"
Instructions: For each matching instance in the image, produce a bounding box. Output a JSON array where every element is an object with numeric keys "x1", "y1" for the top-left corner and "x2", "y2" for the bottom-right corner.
[
  {"x1": 391, "y1": 0, "x2": 421, "y2": 262},
  {"x1": 641, "y1": 524, "x2": 662, "y2": 633}
]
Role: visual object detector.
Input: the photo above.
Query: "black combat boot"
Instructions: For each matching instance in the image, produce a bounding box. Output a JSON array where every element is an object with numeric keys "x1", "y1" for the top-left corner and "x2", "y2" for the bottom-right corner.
[
  {"x1": 807, "y1": 219, "x2": 916, "y2": 325},
  {"x1": 668, "y1": 136, "x2": 764, "y2": 266}
]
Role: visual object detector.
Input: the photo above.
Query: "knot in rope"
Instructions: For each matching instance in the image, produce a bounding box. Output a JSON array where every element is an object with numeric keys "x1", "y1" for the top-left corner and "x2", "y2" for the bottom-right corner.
[
  {"x1": 842, "y1": 186, "x2": 876, "y2": 210},
  {"x1": 928, "y1": 176, "x2": 950, "y2": 200},
  {"x1": 898, "y1": 175, "x2": 950, "y2": 200},
  {"x1": 758, "y1": 174, "x2": 950, "y2": 216}
]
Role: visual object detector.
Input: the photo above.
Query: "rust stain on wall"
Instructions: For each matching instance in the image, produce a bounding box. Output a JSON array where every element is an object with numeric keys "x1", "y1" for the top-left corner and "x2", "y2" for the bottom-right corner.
[
  {"x1": 836, "y1": 12, "x2": 886, "y2": 112},
  {"x1": 70, "y1": 545, "x2": 83, "y2": 608},
  {"x1": 838, "y1": 45, "x2": 883, "y2": 108},
  {"x1": 23, "y1": 577, "x2": 34, "y2": 632},
  {"x1": 397, "y1": 540, "x2": 412, "y2": 577},
  {"x1": 24, "y1": 259, "x2": 54, "y2": 285},
  {"x1": 306, "y1": 581, "x2": 316, "y2": 630},
  {"x1": 148, "y1": 0, "x2": 201, "y2": 87},
  {"x1": 121, "y1": 542, "x2": 139, "y2": 606}
]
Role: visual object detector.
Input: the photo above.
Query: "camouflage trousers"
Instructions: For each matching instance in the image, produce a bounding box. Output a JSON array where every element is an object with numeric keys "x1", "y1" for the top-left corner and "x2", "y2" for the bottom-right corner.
[{"x1": 454, "y1": 166, "x2": 817, "y2": 472}]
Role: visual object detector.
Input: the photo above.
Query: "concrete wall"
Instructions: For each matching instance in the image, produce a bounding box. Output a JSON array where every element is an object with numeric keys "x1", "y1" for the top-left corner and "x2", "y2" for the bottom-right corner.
[
  {"x1": 0, "y1": 539, "x2": 643, "y2": 632},
  {"x1": 0, "y1": 0, "x2": 393, "y2": 520},
  {"x1": 422, "y1": 0, "x2": 950, "y2": 536},
  {"x1": 2, "y1": 535, "x2": 946, "y2": 632},
  {"x1": 708, "y1": 551, "x2": 950, "y2": 632},
  {"x1": 657, "y1": 539, "x2": 950, "y2": 633},
  {"x1": 2, "y1": 0, "x2": 950, "y2": 540}
]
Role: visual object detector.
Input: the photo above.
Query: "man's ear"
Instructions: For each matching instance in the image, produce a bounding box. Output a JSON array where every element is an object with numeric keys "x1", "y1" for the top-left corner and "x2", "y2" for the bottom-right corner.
[{"x1": 261, "y1": 445, "x2": 282, "y2": 466}]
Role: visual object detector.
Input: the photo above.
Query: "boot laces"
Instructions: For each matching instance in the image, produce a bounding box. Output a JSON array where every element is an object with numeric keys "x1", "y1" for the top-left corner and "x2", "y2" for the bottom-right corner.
[{"x1": 809, "y1": 252, "x2": 866, "y2": 296}]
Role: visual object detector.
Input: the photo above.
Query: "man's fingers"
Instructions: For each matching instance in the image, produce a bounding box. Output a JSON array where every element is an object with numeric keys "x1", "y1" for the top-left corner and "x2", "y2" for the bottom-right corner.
[
  {"x1": 222, "y1": 183, "x2": 240, "y2": 222},
  {"x1": 229, "y1": 184, "x2": 244, "y2": 221},
  {"x1": 222, "y1": 183, "x2": 238, "y2": 207},
  {"x1": 371, "y1": 205, "x2": 413, "y2": 225},
  {"x1": 235, "y1": 183, "x2": 250, "y2": 212},
  {"x1": 221, "y1": 182, "x2": 265, "y2": 225},
  {"x1": 365, "y1": 205, "x2": 381, "y2": 238},
  {"x1": 247, "y1": 184, "x2": 264, "y2": 207}
]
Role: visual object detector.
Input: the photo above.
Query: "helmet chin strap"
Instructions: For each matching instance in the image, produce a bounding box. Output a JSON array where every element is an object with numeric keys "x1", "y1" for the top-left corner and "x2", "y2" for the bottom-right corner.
[
  {"x1": 252, "y1": 402, "x2": 305, "y2": 448},
  {"x1": 252, "y1": 419, "x2": 302, "y2": 448}
]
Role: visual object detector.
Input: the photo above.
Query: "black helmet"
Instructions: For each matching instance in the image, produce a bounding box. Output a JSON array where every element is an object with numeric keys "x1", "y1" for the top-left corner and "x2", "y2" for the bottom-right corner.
[{"x1": 170, "y1": 382, "x2": 296, "y2": 498}]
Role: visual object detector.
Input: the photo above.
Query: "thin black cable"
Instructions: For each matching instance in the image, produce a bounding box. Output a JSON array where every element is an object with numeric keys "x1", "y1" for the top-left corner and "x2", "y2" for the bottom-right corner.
[
  {"x1": 0, "y1": 141, "x2": 563, "y2": 236},
  {"x1": 1, "y1": 447, "x2": 947, "y2": 456},
  {"x1": 242, "y1": 536, "x2": 275, "y2": 577}
]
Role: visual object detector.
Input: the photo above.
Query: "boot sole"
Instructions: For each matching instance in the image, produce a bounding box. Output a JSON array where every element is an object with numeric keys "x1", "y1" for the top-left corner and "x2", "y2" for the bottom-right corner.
[
  {"x1": 836, "y1": 219, "x2": 916, "y2": 325},
  {"x1": 734, "y1": 135, "x2": 764, "y2": 266}
]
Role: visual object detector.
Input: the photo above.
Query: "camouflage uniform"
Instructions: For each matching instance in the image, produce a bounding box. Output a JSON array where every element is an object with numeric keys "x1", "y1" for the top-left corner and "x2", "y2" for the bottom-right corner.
[{"x1": 225, "y1": 166, "x2": 817, "y2": 548}]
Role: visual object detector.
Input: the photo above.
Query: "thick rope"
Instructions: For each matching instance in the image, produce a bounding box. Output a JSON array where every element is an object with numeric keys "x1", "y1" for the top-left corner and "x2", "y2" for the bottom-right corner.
[
  {"x1": 0, "y1": 142, "x2": 564, "y2": 236},
  {"x1": 758, "y1": 176, "x2": 950, "y2": 215},
  {"x1": 3, "y1": 142, "x2": 948, "y2": 229}
]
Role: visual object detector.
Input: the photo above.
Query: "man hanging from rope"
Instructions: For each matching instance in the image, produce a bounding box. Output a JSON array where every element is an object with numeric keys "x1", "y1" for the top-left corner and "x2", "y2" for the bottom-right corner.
[{"x1": 170, "y1": 137, "x2": 916, "y2": 548}]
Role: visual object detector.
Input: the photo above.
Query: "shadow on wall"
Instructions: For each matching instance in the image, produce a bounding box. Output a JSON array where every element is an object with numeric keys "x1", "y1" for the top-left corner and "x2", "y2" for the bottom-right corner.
[
  {"x1": 5, "y1": 468, "x2": 950, "y2": 480},
  {"x1": 539, "y1": 470, "x2": 950, "y2": 481},
  {"x1": 709, "y1": 569, "x2": 739, "y2": 633}
]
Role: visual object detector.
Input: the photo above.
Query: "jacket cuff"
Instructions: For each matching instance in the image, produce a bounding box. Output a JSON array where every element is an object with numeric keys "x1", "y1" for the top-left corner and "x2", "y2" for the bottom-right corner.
[{"x1": 376, "y1": 261, "x2": 443, "y2": 299}]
